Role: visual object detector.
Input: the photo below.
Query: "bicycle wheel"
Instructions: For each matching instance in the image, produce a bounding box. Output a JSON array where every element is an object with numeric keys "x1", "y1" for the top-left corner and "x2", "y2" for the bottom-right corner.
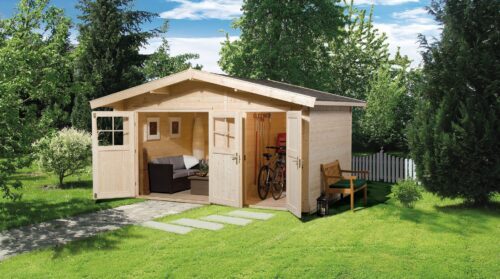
[
  {"x1": 271, "y1": 165, "x2": 285, "y2": 200},
  {"x1": 257, "y1": 166, "x2": 272, "y2": 200}
]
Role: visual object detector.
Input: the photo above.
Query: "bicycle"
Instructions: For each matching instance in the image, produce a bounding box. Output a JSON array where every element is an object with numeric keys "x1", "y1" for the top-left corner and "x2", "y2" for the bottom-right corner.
[{"x1": 257, "y1": 146, "x2": 286, "y2": 200}]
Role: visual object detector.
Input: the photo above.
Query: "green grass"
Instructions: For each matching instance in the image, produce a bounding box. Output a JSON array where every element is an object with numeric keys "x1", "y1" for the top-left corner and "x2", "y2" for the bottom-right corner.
[
  {"x1": 1, "y1": 182, "x2": 498, "y2": 278},
  {"x1": 0, "y1": 166, "x2": 142, "y2": 231}
]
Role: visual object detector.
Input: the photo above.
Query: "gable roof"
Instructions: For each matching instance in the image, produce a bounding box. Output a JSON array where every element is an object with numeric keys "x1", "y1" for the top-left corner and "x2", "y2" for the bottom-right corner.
[{"x1": 90, "y1": 68, "x2": 366, "y2": 109}]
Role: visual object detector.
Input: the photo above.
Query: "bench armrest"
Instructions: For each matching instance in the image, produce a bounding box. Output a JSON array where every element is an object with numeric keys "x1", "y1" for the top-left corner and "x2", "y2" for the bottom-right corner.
[
  {"x1": 341, "y1": 169, "x2": 368, "y2": 174},
  {"x1": 324, "y1": 175, "x2": 357, "y2": 180}
]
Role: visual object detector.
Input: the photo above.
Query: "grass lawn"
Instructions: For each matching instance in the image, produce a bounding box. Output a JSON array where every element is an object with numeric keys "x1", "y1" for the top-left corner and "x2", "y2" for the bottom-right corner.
[
  {"x1": 0, "y1": 166, "x2": 142, "y2": 231},
  {"x1": 1, "y1": 182, "x2": 498, "y2": 278}
]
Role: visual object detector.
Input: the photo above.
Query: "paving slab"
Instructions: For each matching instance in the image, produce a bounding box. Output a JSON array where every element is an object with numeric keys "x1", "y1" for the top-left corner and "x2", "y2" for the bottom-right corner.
[
  {"x1": 226, "y1": 210, "x2": 275, "y2": 220},
  {"x1": 171, "y1": 218, "x2": 224, "y2": 231},
  {"x1": 141, "y1": 221, "x2": 193, "y2": 235},
  {"x1": 201, "y1": 215, "x2": 253, "y2": 226},
  {"x1": 0, "y1": 200, "x2": 201, "y2": 261}
]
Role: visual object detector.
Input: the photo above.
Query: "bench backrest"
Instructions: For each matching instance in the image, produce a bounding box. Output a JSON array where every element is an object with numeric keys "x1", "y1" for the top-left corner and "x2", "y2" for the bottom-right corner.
[{"x1": 320, "y1": 160, "x2": 342, "y2": 192}]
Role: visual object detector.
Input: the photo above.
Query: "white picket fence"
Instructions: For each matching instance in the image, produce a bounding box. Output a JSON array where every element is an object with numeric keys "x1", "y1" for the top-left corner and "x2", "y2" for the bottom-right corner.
[{"x1": 352, "y1": 149, "x2": 417, "y2": 183}]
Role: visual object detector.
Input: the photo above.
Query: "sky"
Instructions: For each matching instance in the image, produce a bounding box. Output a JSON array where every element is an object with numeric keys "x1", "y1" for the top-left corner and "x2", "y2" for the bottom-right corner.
[{"x1": 0, "y1": 0, "x2": 441, "y2": 73}]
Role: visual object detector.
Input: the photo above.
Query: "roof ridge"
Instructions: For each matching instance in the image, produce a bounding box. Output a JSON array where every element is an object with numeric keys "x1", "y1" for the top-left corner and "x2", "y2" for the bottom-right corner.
[{"x1": 264, "y1": 79, "x2": 364, "y2": 103}]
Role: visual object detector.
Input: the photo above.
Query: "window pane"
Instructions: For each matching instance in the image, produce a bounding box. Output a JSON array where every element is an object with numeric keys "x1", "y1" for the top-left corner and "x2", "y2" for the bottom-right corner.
[
  {"x1": 114, "y1": 132, "x2": 124, "y2": 145},
  {"x1": 149, "y1": 121, "x2": 158, "y2": 135},
  {"x1": 114, "y1": 117, "x2": 123, "y2": 130},
  {"x1": 98, "y1": 131, "x2": 113, "y2": 146},
  {"x1": 97, "y1": 117, "x2": 112, "y2": 130}
]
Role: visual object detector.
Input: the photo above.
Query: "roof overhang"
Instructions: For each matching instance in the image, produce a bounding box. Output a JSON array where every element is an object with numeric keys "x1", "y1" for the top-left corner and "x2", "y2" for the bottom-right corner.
[
  {"x1": 90, "y1": 69, "x2": 318, "y2": 109},
  {"x1": 314, "y1": 100, "x2": 366, "y2": 107}
]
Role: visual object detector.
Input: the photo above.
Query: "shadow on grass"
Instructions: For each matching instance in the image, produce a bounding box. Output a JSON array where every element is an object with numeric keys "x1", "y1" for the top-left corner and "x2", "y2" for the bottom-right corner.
[
  {"x1": 0, "y1": 196, "x2": 133, "y2": 231},
  {"x1": 302, "y1": 182, "x2": 392, "y2": 222},
  {"x1": 50, "y1": 225, "x2": 141, "y2": 259},
  {"x1": 59, "y1": 180, "x2": 92, "y2": 190}
]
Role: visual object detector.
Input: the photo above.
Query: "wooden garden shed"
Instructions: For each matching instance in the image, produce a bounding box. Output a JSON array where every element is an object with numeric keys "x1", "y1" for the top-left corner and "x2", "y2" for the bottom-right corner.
[{"x1": 90, "y1": 69, "x2": 365, "y2": 218}]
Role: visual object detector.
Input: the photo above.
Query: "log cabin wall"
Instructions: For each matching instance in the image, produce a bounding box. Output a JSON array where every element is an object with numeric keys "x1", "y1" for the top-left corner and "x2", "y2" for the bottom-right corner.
[{"x1": 306, "y1": 106, "x2": 352, "y2": 213}]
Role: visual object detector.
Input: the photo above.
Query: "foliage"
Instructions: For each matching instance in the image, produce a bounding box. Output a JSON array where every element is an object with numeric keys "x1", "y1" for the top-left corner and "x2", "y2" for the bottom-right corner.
[
  {"x1": 219, "y1": 0, "x2": 345, "y2": 90},
  {"x1": 0, "y1": 165, "x2": 141, "y2": 231},
  {"x1": 391, "y1": 179, "x2": 423, "y2": 208},
  {"x1": 361, "y1": 60, "x2": 418, "y2": 149},
  {"x1": 33, "y1": 128, "x2": 92, "y2": 186},
  {"x1": 71, "y1": 0, "x2": 158, "y2": 130},
  {"x1": 0, "y1": 0, "x2": 72, "y2": 199},
  {"x1": 408, "y1": 0, "x2": 500, "y2": 204},
  {"x1": 327, "y1": 1, "x2": 417, "y2": 150},
  {"x1": 2, "y1": 185, "x2": 499, "y2": 277},
  {"x1": 142, "y1": 21, "x2": 201, "y2": 80},
  {"x1": 327, "y1": 1, "x2": 390, "y2": 100}
]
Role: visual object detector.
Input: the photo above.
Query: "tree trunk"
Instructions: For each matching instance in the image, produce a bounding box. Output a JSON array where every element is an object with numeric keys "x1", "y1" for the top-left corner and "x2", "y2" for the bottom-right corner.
[{"x1": 58, "y1": 173, "x2": 64, "y2": 187}]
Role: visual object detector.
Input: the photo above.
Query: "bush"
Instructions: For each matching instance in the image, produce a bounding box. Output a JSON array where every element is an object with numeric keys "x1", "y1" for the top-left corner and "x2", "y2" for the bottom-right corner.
[
  {"x1": 392, "y1": 180, "x2": 423, "y2": 208},
  {"x1": 33, "y1": 128, "x2": 91, "y2": 186}
]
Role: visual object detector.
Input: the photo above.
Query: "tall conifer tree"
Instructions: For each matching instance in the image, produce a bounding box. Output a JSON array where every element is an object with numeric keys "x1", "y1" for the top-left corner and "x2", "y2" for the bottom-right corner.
[
  {"x1": 409, "y1": 0, "x2": 500, "y2": 204},
  {"x1": 72, "y1": 0, "x2": 157, "y2": 130}
]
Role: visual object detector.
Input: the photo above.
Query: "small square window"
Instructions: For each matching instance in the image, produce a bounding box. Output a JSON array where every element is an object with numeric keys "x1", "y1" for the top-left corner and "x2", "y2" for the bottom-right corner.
[{"x1": 97, "y1": 116, "x2": 128, "y2": 147}]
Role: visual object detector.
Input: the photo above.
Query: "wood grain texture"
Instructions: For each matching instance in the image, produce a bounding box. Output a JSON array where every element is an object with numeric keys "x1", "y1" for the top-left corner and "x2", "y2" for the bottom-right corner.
[{"x1": 306, "y1": 106, "x2": 352, "y2": 213}]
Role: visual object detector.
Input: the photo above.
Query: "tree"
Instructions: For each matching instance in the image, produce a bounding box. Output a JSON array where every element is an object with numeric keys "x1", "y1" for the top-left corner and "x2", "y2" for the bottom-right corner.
[
  {"x1": 0, "y1": 0, "x2": 72, "y2": 199},
  {"x1": 361, "y1": 66, "x2": 407, "y2": 148},
  {"x1": 142, "y1": 21, "x2": 201, "y2": 80},
  {"x1": 33, "y1": 128, "x2": 91, "y2": 187},
  {"x1": 326, "y1": 1, "x2": 395, "y2": 150},
  {"x1": 361, "y1": 53, "x2": 419, "y2": 150},
  {"x1": 327, "y1": 1, "x2": 390, "y2": 100},
  {"x1": 219, "y1": 0, "x2": 345, "y2": 90},
  {"x1": 408, "y1": 0, "x2": 500, "y2": 204},
  {"x1": 71, "y1": 0, "x2": 157, "y2": 130}
]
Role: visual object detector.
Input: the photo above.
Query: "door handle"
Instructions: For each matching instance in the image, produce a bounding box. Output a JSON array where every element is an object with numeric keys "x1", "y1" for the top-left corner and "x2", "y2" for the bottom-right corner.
[{"x1": 232, "y1": 153, "x2": 240, "y2": 164}]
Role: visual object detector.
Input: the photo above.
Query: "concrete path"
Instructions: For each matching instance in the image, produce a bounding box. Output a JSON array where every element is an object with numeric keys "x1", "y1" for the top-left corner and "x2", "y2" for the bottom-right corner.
[
  {"x1": 227, "y1": 210, "x2": 275, "y2": 220},
  {"x1": 0, "y1": 201, "x2": 201, "y2": 261},
  {"x1": 171, "y1": 218, "x2": 224, "y2": 231},
  {"x1": 202, "y1": 215, "x2": 253, "y2": 226},
  {"x1": 141, "y1": 221, "x2": 193, "y2": 235}
]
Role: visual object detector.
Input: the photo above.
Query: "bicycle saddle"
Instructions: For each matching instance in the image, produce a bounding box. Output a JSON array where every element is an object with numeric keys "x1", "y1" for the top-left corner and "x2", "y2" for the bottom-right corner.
[{"x1": 263, "y1": 153, "x2": 273, "y2": 159}]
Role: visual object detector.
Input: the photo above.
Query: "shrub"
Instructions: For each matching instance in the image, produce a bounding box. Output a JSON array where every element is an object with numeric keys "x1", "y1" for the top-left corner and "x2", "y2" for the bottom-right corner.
[
  {"x1": 392, "y1": 179, "x2": 423, "y2": 208},
  {"x1": 33, "y1": 128, "x2": 91, "y2": 186}
]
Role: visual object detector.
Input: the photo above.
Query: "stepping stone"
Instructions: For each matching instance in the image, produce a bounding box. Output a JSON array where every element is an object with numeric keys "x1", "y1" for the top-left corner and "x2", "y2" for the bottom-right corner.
[
  {"x1": 141, "y1": 221, "x2": 192, "y2": 235},
  {"x1": 226, "y1": 210, "x2": 274, "y2": 220},
  {"x1": 201, "y1": 215, "x2": 253, "y2": 226},
  {"x1": 171, "y1": 218, "x2": 224, "y2": 231}
]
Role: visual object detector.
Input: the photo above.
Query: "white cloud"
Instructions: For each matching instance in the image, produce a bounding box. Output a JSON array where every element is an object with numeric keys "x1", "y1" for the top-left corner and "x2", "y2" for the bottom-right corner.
[
  {"x1": 392, "y1": 7, "x2": 433, "y2": 24},
  {"x1": 160, "y1": 0, "x2": 243, "y2": 20},
  {"x1": 141, "y1": 36, "x2": 239, "y2": 73},
  {"x1": 354, "y1": 0, "x2": 419, "y2": 6},
  {"x1": 375, "y1": 22, "x2": 441, "y2": 67}
]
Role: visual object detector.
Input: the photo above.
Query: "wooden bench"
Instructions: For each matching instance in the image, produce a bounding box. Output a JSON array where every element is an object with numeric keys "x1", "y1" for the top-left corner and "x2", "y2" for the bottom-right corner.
[{"x1": 320, "y1": 160, "x2": 368, "y2": 211}]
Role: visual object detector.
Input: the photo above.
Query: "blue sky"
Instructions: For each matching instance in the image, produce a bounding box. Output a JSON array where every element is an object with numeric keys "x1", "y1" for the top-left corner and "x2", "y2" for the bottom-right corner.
[{"x1": 0, "y1": 0, "x2": 441, "y2": 72}]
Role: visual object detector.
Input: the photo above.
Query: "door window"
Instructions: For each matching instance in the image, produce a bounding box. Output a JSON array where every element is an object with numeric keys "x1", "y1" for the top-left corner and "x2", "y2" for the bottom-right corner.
[
  {"x1": 213, "y1": 117, "x2": 235, "y2": 151},
  {"x1": 97, "y1": 116, "x2": 129, "y2": 146}
]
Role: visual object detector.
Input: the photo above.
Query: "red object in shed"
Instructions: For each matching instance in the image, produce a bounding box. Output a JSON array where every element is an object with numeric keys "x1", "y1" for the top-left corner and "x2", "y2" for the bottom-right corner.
[{"x1": 276, "y1": 132, "x2": 286, "y2": 154}]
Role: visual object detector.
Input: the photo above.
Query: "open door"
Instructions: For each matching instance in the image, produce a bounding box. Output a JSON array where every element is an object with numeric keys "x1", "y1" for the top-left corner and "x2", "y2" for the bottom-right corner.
[
  {"x1": 286, "y1": 111, "x2": 302, "y2": 218},
  {"x1": 92, "y1": 111, "x2": 136, "y2": 199},
  {"x1": 208, "y1": 111, "x2": 243, "y2": 207}
]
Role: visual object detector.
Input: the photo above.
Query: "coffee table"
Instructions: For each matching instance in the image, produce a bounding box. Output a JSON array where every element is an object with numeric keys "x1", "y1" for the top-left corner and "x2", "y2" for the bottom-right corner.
[{"x1": 188, "y1": 175, "x2": 209, "y2": 196}]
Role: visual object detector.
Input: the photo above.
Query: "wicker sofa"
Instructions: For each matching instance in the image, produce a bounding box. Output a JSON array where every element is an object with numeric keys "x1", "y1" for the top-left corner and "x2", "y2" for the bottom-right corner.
[{"x1": 148, "y1": 155, "x2": 199, "y2": 194}]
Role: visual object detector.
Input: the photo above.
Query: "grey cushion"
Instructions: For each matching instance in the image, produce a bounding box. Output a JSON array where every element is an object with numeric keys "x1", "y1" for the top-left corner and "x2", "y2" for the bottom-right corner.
[
  {"x1": 173, "y1": 169, "x2": 199, "y2": 179},
  {"x1": 151, "y1": 155, "x2": 185, "y2": 170},
  {"x1": 170, "y1": 156, "x2": 185, "y2": 170}
]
